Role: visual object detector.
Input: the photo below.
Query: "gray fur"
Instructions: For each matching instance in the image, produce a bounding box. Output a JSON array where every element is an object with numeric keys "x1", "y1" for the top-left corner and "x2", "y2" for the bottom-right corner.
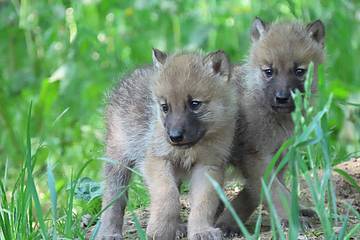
[
  {"x1": 216, "y1": 18, "x2": 325, "y2": 233},
  {"x1": 98, "y1": 50, "x2": 239, "y2": 240}
]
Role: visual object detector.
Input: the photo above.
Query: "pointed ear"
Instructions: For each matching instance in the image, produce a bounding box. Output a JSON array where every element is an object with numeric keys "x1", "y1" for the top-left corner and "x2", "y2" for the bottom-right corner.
[
  {"x1": 306, "y1": 20, "x2": 325, "y2": 48},
  {"x1": 251, "y1": 17, "x2": 268, "y2": 42},
  {"x1": 203, "y1": 50, "x2": 230, "y2": 81},
  {"x1": 152, "y1": 48, "x2": 167, "y2": 69}
]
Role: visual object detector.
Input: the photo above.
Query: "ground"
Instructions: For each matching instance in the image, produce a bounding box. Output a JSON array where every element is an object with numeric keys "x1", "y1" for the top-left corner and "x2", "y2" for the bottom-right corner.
[{"x1": 87, "y1": 158, "x2": 360, "y2": 239}]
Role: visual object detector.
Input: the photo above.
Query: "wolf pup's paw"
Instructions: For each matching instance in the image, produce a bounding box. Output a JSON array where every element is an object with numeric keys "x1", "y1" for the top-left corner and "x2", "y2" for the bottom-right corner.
[
  {"x1": 300, "y1": 208, "x2": 317, "y2": 217},
  {"x1": 99, "y1": 234, "x2": 123, "y2": 240},
  {"x1": 190, "y1": 227, "x2": 223, "y2": 240},
  {"x1": 176, "y1": 223, "x2": 187, "y2": 239},
  {"x1": 215, "y1": 221, "x2": 240, "y2": 237},
  {"x1": 215, "y1": 215, "x2": 240, "y2": 237},
  {"x1": 146, "y1": 222, "x2": 177, "y2": 240},
  {"x1": 281, "y1": 216, "x2": 313, "y2": 232}
]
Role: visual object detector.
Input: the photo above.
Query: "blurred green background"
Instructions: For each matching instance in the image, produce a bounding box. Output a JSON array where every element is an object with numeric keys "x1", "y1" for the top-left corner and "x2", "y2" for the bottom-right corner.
[{"x1": 0, "y1": 0, "x2": 359, "y2": 203}]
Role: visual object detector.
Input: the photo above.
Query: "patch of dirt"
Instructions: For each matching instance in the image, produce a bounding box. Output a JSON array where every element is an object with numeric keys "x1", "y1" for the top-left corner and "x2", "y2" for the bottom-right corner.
[
  {"x1": 332, "y1": 158, "x2": 360, "y2": 212},
  {"x1": 87, "y1": 158, "x2": 360, "y2": 239}
]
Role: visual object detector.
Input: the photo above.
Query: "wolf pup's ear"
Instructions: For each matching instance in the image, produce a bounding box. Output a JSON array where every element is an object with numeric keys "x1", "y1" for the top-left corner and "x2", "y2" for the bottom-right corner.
[
  {"x1": 306, "y1": 20, "x2": 325, "y2": 48},
  {"x1": 152, "y1": 48, "x2": 167, "y2": 69},
  {"x1": 203, "y1": 50, "x2": 230, "y2": 82},
  {"x1": 251, "y1": 17, "x2": 268, "y2": 42}
]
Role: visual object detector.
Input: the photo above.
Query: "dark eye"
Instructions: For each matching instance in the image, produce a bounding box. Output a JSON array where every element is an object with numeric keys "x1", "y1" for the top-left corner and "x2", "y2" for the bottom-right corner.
[
  {"x1": 295, "y1": 68, "x2": 306, "y2": 77},
  {"x1": 263, "y1": 68, "x2": 273, "y2": 78},
  {"x1": 190, "y1": 100, "x2": 202, "y2": 111},
  {"x1": 161, "y1": 103, "x2": 169, "y2": 113}
]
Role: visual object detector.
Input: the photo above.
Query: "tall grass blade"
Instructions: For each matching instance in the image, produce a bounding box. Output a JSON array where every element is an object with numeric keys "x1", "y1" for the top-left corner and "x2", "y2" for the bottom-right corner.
[
  {"x1": 0, "y1": 181, "x2": 12, "y2": 239},
  {"x1": 52, "y1": 107, "x2": 70, "y2": 127},
  {"x1": 86, "y1": 188, "x2": 128, "y2": 235},
  {"x1": 130, "y1": 211, "x2": 147, "y2": 240},
  {"x1": 261, "y1": 179, "x2": 286, "y2": 240},
  {"x1": 334, "y1": 168, "x2": 360, "y2": 193},
  {"x1": 288, "y1": 151, "x2": 300, "y2": 239},
  {"x1": 253, "y1": 207, "x2": 263, "y2": 239},
  {"x1": 64, "y1": 170, "x2": 75, "y2": 237},
  {"x1": 89, "y1": 221, "x2": 101, "y2": 240},
  {"x1": 338, "y1": 208, "x2": 350, "y2": 240},
  {"x1": 64, "y1": 159, "x2": 93, "y2": 237},
  {"x1": 207, "y1": 175, "x2": 253, "y2": 239},
  {"x1": 47, "y1": 162, "x2": 57, "y2": 239},
  {"x1": 345, "y1": 223, "x2": 360, "y2": 239},
  {"x1": 25, "y1": 102, "x2": 49, "y2": 240}
]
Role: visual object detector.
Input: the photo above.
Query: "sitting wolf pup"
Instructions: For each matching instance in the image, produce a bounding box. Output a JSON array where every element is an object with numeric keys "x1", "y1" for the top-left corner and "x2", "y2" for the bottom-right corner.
[
  {"x1": 98, "y1": 49, "x2": 239, "y2": 240},
  {"x1": 216, "y1": 17, "x2": 325, "y2": 233}
]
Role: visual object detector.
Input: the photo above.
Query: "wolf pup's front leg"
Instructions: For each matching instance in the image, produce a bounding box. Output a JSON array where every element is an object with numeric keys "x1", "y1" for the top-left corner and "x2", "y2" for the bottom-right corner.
[
  {"x1": 97, "y1": 162, "x2": 131, "y2": 240},
  {"x1": 144, "y1": 154, "x2": 181, "y2": 240},
  {"x1": 188, "y1": 164, "x2": 224, "y2": 240}
]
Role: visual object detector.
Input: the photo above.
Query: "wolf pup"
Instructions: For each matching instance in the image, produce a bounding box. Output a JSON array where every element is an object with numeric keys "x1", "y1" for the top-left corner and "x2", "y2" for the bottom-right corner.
[
  {"x1": 98, "y1": 49, "x2": 239, "y2": 240},
  {"x1": 216, "y1": 17, "x2": 325, "y2": 233}
]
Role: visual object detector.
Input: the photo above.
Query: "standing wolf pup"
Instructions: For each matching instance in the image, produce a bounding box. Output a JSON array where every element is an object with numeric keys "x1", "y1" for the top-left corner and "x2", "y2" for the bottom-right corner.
[
  {"x1": 98, "y1": 49, "x2": 239, "y2": 239},
  {"x1": 216, "y1": 17, "x2": 325, "y2": 233}
]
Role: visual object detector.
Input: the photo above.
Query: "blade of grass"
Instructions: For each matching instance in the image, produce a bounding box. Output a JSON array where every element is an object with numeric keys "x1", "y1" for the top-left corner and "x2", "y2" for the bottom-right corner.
[
  {"x1": 302, "y1": 169, "x2": 333, "y2": 238},
  {"x1": 253, "y1": 205, "x2": 263, "y2": 239},
  {"x1": 130, "y1": 210, "x2": 147, "y2": 240},
  {"x1": 207, "y1": 175, "x2": 253, "y2": 239},
  {"x1": 342, "y1": 201, "x2": 360, "y2": 219},
  {"x1": 263, "y1": 139, "x2": 292, "y2": 182},
  {"x1": 261, "y1": 179, "x2": 286, "y2": 240},
  {"x1": 345, "y1": 223, "x2": 360, "y2": 240},
  {"x1": 0, "y1": 180, "x2": 12, "y2": 239},
  {"x1": 333, "y1": 168, "x2": 360, "y2": 193},
  {"x1": 64, "y1": 159, "x2": 94, "y2": 237},
  {"x1": 86, "y1": 188, "x2": 128, "y2": 236},
  {"x1": 288, "y1": 151, "x2": 300, "y2": 239},
  {"x1": 317, "y1": 116, "x2": 338, "y2": 226},
  {"x1": 337, "y1": 208, "x2": 350, "y2": 240},
  {"x1": 25, "y1": 102, "x2": 49, "y2": 240},
  {"x1": 89, "y1": 221, "x2": 101, "y2": 240},
  {"x1": 52, "y1": 107, "x2": 70, "y2": 127},
  {"x1": 47, "y1": 162, "x2": 57, "y2": 239},
  {"x1": 64, "y1": 170, "x2": 75, "y2": 237}
]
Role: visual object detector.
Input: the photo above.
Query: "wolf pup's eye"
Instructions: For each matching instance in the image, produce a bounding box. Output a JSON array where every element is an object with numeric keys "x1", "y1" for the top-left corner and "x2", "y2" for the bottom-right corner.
[
  {"x1": 295, "y1": 68, "x2": 306, "y2": 78},
  {"x1": 263, "y1": 68, "x2": 273, "y2": 79},
  {"x1": 161, "y1": 103, "x2": 169, "y2": 113},
  {"x1": 190, "y1": 100, "x2": 202, "y2": 111}
]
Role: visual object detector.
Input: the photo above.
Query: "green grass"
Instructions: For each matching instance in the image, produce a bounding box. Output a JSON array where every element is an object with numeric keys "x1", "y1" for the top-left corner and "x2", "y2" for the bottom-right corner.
[{"x1": 1, "y1": 0, "x2": 360, "y2": 239}]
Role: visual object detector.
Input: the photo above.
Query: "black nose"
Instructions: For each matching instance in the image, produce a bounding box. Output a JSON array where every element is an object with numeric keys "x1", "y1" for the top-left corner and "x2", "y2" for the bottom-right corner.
[
  {"x1": 275, "y1": 90, "x2": 291, "y2": 104},
  {"x1": 169, "y1": 129, "x2": 184, "y2": 143}
]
